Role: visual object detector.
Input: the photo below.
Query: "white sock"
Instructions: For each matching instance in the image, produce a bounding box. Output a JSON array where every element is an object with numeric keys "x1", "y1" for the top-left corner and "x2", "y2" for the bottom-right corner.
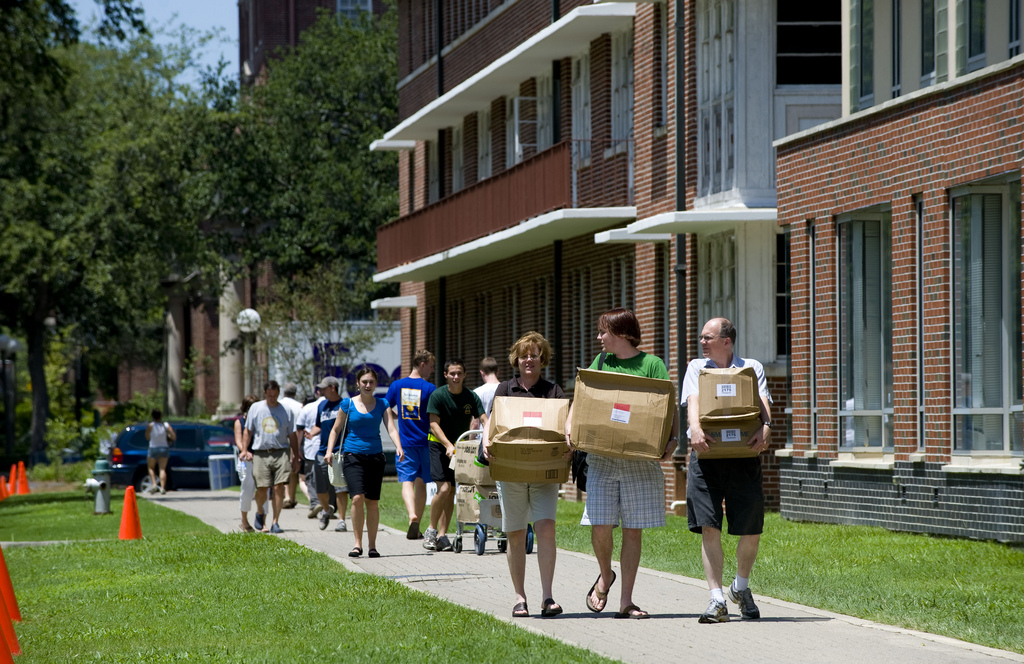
[
  {"x1": 710, "y1": 588, "x2": 725, "y2": 603},
  {"x1": 733, "y1": 575, "x2": 749, "y2": 591}
]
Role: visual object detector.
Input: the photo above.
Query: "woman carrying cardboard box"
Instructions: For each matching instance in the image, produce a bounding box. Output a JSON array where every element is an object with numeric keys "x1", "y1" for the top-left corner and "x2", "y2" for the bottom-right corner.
[
  {"x1": 481, "y1": 331, "x2": 567, "y2": 618},
  {"x1": 564, "y1": 308, "x2": 680, "y2": 619}
]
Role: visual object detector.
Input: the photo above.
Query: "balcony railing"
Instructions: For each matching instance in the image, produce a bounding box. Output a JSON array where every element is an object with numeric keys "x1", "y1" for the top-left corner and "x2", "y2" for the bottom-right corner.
[{"x1": 377, "y1": 139, "x2": 634, "y2": 273}]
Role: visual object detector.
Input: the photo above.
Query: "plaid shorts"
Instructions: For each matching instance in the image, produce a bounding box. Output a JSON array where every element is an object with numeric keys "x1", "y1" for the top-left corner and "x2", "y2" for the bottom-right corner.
[{"x1": 584, "y1": 455, "x2": 666, "y2": 529}]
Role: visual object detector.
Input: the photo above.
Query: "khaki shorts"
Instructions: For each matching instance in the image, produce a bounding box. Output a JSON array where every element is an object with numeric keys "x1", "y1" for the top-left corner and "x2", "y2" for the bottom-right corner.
[
  {"x1": 496, "y1": 481, "x2": 559, "y2": 533},
  {"x1": 252, "y1": 449, "x2": 290, "y2": 488}
]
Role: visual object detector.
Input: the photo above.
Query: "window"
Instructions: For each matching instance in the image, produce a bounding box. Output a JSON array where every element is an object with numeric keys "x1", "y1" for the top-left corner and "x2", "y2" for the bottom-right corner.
[
  {"x1": 697, "y1": 0, "x2": 735, "y2": 197},
  {"x1": 477, "y1": 109, "x2": 492, "y2": 180},
  {"x1": 838, "y1": 213, "x2": 893, "y2": 449},
  {"x1": 1011, "y1": 0, "x2": 1021, "y2": 57},
  {"x1": 174, "y1": 428, "x2": 199, "y2": 450},
  {"x1": 857, "y1": 0, "x2": 875, "y2": 109},
  {"x1": 966, "y1": 0, "x2": 986, "y2": 71},
  {"x1": 505, "y1": 94, "x2": 521, "y2": 169},
  {"x1": 535, "y1": 277, "x2": 553, "y2": 379},
  {"x1": 951, "y1": 186, "x2": 1023, "y2": 453},
  {"x1": 915, "y1": 197, "x2": 926, "y2": 450},
  {"x1": 336, "y1": 0, "x2": 372, "y2": 21},
  {"x1": 427, "y1": 140, "x2": 439, "y2": 204},
  {"x1": 536, "y1": 72, "x2": 553, "y2": 151},
  {"x1": 611, "y1": 29, "x2": 634, "y2": 143},
  {"x1": 571, "y1": 52, "x2": 592, "y2": 163},
  {"x1": 891, "y1": 0, "x2": 902, "y2": 98},
  {"x1": 451, "y1": 125, "x2": 464, "y2": 193},
  {"x1": 609, "y1": 256, "x2": 635, "y2": 311},
  {"x1": 697, "y1": 231, "x2": 736, "y2": 354},
  {"x1": 776, "y1": 232, "x2": 791, "y2": 360},
  {"x1": 572, "y1": 268, "x2": 592, "y2": 370},
  {"x1": 921, "y1": 0, "x2": 936, "y2": 86},
  {"x1": 776, "y1": 1, "x2": 842, "y2": 85}
]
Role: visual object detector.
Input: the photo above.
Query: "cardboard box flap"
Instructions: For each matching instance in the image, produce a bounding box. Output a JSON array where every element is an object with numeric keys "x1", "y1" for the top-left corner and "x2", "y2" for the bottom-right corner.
[{"x1": 698, "y1": 367, "x2": 760, "y2": 420}]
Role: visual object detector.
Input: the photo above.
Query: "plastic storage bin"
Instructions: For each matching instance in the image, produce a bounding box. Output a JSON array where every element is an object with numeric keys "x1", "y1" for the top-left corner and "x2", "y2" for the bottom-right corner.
[{"x1": 208, "y1": 454, "x2": 237, "y2": 490}]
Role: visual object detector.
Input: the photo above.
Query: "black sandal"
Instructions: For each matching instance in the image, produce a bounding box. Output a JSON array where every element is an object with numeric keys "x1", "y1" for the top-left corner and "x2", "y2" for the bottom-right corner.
[
  {"x1": 349, "y1": 547, "x2": 363, "y2": 557},
  {"x1": 540, "y1": 598, "x2": 563, "y2": 617},
  {"x1": 368, "y1": 548, "x2": 380, "y2": 558},
  {"x1": 512, "y1": 601, "x2": 529, "y2": 617}
]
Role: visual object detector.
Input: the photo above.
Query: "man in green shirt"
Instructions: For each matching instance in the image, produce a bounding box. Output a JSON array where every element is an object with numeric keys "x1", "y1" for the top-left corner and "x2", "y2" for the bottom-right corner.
[{"x1": 424, "y1": 359, "x2": 487, "y2": 551}]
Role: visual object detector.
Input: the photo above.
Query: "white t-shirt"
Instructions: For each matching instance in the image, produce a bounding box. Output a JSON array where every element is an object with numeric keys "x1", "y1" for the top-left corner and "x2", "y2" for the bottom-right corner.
[
  {"x1": 279, "y1": 396, "x2": 303, "y2": 423},
  {"x1": 681, "y1": 355, "x2": 772, "y2": 438},
  {"x1": 244, "y1": 401, "x2": 295, "y2": 450},
  {"x1": 473, "y1": 382, "x2": 500, "y2": 418},
  {"x1": 148, "y1": 422, "x2": 169, "y2": 449},
  {"x1": 296, "y1": 397, "x2": 325, "y2": 460}
]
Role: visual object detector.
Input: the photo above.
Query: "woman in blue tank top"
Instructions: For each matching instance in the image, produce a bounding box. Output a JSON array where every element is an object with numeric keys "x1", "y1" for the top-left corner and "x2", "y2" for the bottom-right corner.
[{"x1": 325, "y1": 366, "x2": 403, "y2": 558}]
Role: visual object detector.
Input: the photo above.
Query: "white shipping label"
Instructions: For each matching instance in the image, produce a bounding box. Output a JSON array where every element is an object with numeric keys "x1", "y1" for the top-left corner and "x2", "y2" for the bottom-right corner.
[
  {"x1": 522, "y1": 411, "x2": 544, "y2": 427},
  {"x1": 720, "y1": 428, "x2": 742, "y2": 442},
  {"x1": 716, "y1": 383, "x2": 737, "y2": 398},
  {"x1": 610, "y1": 403, "x2": 631, "y2": 424}
]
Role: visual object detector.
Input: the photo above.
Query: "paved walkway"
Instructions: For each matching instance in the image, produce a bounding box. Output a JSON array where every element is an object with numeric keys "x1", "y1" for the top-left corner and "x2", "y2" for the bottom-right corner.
[{"x1": 152, "y1": 490, "x2": 1022, "y2": 664}]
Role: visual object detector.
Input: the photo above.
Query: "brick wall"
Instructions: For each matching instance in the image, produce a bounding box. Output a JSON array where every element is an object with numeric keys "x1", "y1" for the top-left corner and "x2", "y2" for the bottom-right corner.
[{"x1": 776, "y1": 61, "x2": 1024, "y2": 540}]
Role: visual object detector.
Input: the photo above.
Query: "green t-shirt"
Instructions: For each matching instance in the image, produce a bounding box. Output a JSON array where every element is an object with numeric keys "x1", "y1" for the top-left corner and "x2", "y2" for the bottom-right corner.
[
  {"x1": 588, "y1": 351, "x2": 669, "y2": 380},
  {"x1": 426, "y1": 386, "x2": 484, "y2": 444}
]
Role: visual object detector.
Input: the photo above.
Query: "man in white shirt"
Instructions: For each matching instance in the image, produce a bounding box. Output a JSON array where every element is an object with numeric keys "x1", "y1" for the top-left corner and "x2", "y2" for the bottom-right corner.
[
  {"x1": 296, "y1": 389, "x2": 327, "y2": 518},
  {"x1": 472, "y1": 357, "x2": 500, "y2": 428},
  {"x1": 242, "y1": 381, "x2": 299, "y2": 534},
  {"x1": 279, "y1": 382, "x2": 304, "y2": 509}
]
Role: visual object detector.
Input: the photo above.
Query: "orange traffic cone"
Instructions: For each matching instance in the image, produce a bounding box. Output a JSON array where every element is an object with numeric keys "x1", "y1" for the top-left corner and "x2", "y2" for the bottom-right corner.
[
  {"x1": 119, "y1": 487, "x2": 143, "y2": 540},
  {"x1": 0, "y1": 548, "x2": 20, "y2": 623},
  {"x1": 0, "y1": 594, "x2": 18, "y2": 657},
  {"x1": 15, "y1": 463, "x2": 27, "y2": 495},
  {"x1": 0, "y1": 477, "x2": 7, "y2": 501},
  {"x1": 6, "y1": 466, "x2": 14, "y2": 496},
  {"x1": 0, "y1": 620, "x2": 14, "y2": 664}
]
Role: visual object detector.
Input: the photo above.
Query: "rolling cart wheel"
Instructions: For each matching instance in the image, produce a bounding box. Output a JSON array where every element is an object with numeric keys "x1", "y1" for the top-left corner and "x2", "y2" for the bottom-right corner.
[
  {"x1": 454, "y1": 536, "x2": 463, "y2": 553},
  {"x1": 474, "y1": 524, "x2": 487, "y2": 556},
  {"x1": 525, "y1": 523, "x2": 534, "y2": 554},
  {"x1": 497, "y1": 538, "x2": 507, "y2": 553}
]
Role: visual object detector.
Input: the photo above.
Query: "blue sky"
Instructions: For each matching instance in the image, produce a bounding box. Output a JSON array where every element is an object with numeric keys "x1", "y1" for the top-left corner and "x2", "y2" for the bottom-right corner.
[{"x1": 68, "y1": 0, "x2": 240, "y2": 85}]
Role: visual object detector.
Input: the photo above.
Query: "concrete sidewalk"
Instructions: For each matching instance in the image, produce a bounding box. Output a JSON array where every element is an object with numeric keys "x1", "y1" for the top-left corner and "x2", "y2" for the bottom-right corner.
[{"x1": 152, "y1": 490, "x2": 1022, "y2": 664}]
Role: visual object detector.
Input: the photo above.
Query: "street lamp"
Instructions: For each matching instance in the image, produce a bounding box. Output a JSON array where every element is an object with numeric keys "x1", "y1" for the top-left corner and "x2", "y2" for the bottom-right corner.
[
  {"x1": 0, "y1": 334, "x2": 23, "y2": 457},
  {"x1": 236, "y1": 309, "x2": 261, "y2": 397}
]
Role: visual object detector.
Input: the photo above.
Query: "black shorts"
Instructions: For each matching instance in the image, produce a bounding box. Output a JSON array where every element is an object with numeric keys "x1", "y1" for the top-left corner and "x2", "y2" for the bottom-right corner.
[
  {"x1": 428, "y1": 441, "x2": 455, "y2": 485},
  {"x1": 342, "y1": 452, "x2": 386, "y2": 500},
  {"x1": 686, "y1": 452, "x2": 764, "y2": 536}
]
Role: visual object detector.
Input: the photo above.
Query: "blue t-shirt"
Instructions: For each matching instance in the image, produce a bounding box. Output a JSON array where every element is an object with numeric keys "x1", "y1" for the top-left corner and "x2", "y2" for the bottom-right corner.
[
  {"x1": 343, "y1": 398, "x2": 390, "y2": 455},
  {"x1": 385, "y1": 376, "x2": 436, "y2": 448},
  {"x1": 316, "y1": 398, "x2": 344, "y2": 455}
]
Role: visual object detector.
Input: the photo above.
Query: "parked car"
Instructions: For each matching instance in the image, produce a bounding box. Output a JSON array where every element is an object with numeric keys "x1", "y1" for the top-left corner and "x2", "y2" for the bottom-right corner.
[{"x1": 110, "y1": 422, "x2": 236, "y2": 493}]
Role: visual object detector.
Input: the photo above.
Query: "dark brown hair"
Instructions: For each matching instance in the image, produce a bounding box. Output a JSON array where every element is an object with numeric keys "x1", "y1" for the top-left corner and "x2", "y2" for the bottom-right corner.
[{"x1": 598, "y1": 308, "x2": 642, "y2": 348}]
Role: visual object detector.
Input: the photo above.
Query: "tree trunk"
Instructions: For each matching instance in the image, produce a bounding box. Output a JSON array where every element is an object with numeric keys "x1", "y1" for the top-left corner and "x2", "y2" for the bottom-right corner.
[{"x1": 26, "y1": 318, "x2": 49, "y2": 460}]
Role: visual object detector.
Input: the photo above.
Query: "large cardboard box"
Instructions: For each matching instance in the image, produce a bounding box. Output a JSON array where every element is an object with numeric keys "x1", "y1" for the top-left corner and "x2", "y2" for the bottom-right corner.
[
  {"x1": 451, "y1": 435, "x2": 492, "y2": 485},
  {"x1": 455, "y1": 483, "x2": 501, "y2": 527},
  {"x1": 698, "y1": 367, "x2": 761, "y2": 421},
  {"x1": 487, "y1": 397, "x2": 571, "y2": 483},
  {"x1": 570, "y1": 369, "x2": 675, "y2": 460},
  {"x1": 696, "y1": 415, "x2": 762, "y2": 459}
]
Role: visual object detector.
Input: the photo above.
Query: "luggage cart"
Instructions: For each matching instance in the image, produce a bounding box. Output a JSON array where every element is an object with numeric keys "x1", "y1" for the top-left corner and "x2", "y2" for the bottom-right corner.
[{"x1": 450, "y1": 430, "x2": 534, "y2": 555}]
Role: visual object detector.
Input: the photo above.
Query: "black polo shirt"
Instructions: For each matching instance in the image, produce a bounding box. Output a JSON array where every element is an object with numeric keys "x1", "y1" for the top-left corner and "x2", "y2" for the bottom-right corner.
[{"x1": 494, "y1": 376, "x2": 565, "y2": 400}]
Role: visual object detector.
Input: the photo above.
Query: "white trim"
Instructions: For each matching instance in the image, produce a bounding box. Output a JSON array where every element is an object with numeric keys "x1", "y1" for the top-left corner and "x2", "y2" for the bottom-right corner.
[
  {"x1": 370, "y1": 296, "x2": 418, "y2": 309},
  {"x1": 594, "y1": 229, "x2": 672, "y2": 243},
  {"x1": 374, "y1": 207, "x2": 636, "y2": 283},
  {"x1": 626, "y1": 206, "x2": 778, "y2": 235},
  {"x1": 369, "y1": 139, "x2": 416, "y2": 152},
  {"x1": 382, "y1": 4, "x2": 637, "y2": 141}
]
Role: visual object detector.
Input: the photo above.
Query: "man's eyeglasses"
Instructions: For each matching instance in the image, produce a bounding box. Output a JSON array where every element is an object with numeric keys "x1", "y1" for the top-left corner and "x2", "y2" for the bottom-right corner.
[{"x1": 699, "y1": 334, "x2": 725, "y2": 342}]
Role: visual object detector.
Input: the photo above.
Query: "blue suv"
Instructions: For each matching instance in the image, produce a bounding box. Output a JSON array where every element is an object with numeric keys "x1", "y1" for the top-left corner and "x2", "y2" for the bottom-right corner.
[{"x1": 110, "y1": 422, "x2": 236, "y2": 493}]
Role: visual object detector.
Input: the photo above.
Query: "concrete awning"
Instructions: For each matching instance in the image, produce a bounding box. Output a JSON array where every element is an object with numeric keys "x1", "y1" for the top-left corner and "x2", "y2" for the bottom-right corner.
[
  {"x1": 594, "y1": 229, "x2": 672, "y2": 244},
  {"x1": 370, "y1": 296, "x2": 418, "y2": 309},
  {"x1": 626, "y1": 206, "x2": 778, "y2": 236},
  {"x1": 373, "y1": 207, "x2": 636, "y2": 283},
  {"x1": 379, "y1": 4, "x2": 636, "y2": 143}
]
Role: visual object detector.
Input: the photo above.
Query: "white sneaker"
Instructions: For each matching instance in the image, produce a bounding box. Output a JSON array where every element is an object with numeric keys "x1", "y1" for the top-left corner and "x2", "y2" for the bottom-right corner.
[{"x1": 335, "y1": 519, "x2": 347, "y2": 532}]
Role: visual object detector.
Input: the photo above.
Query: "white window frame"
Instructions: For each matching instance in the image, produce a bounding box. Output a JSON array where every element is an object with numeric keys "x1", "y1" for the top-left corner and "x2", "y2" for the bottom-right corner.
[
  {"x1": 477, "y1": 109, "x2": 492, "y2": 180},
  {"x1": 609, "y1": 256, "x2": 634, "y2": 311},
  {"x1": 697, "y1": 231, "x2": 737, "y2": 356},
  {"x1": 571, "y1": 51, "x2": 592, "y2": 164},
  {"x1": 837, "y1": 211, "x2": 893, "y2": 450},
  {"x1": 536, "y1": 72, "x2": 553, "y2": 151},
  {"x1": 611, "y1": 29, "x2": 634, "y2": 144},
  {"x1": 505, "y1": 93, "x2": 522, "y2": 169},
  {"x1": 696, "y1": 0, "x2": 735, "y2": 198},
  {"x1": 950, "y1": 182, "x2": 1023, "y2": 455}
]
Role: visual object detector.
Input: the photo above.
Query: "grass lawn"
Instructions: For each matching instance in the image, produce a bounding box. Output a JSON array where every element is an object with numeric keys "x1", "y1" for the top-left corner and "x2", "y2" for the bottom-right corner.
[
  {"x1": 372, "y1": 482, "x2": 1024, "y2": 655},
  {"x1": 0, "y1": 490, "x2": 615, "y2": 664}
]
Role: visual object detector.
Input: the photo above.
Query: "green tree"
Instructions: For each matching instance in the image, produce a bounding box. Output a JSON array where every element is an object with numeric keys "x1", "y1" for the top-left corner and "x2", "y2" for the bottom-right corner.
[{"x1": 0, "y1": 32, "x2": 223, "y2": 456}]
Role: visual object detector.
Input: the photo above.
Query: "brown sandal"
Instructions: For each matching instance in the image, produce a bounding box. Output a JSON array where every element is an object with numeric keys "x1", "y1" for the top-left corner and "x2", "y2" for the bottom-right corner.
[{"x1": 586, "y1": 571, "x2": 616, "y2": 613}]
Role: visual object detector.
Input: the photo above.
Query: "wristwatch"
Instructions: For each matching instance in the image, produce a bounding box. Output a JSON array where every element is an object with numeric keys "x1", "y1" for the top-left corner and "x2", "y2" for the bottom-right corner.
[{"x1": 762, "y1": 421, "x2": 772, "y2": 429}]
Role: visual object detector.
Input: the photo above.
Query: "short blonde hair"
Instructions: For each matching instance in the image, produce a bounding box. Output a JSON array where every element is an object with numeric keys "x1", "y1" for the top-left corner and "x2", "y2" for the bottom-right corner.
[{"x1": 508, "y1": 331, "x2": 553, "y2": 369}]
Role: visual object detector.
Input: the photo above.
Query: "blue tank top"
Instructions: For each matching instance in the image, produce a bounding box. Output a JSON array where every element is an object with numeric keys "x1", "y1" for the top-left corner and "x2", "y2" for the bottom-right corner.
[{"x1": 342, "y1": 397, "x2": 389, "y2": 455}]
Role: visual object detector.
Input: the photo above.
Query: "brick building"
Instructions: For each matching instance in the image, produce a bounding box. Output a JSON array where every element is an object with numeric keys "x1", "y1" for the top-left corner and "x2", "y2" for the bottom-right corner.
[
  {"x1": 775, "y1": 0, "x2": 1024, "y2": 542},
  {"x1": 373, "y1": 0, "x2": 843, "y2": 509}
]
